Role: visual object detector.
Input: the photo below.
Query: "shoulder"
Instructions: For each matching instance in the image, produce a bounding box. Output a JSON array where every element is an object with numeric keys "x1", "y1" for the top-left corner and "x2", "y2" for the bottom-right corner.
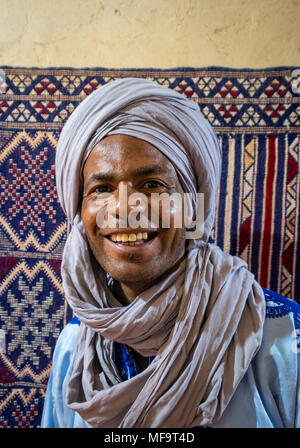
[
  {"x1": 41, "y1": 316, "x2": 85, "y2": 428},
  {"x1": 253, "y1": 289, "x2": 299, "y2": 426},
  {"x1": 212, "y1": 288, "x2": 300, "y2": 428},
  {"x1": 263, "y1": 288, "x2": 300, "y2": 352},
  {"x1": 52, "y1": 316, "x2": 81, "y2": 362},
  {"x1": 52, "y1": 317, "x2": 80, "y2": 374},
  {"x1": 264, "y1": 288, "x2": 300, "y2": 321}
]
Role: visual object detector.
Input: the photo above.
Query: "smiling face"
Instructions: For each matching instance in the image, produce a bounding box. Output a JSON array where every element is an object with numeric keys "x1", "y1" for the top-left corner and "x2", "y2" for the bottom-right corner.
[{"x1": 81, "y1": 134, "x2": 186, "y2": 300}]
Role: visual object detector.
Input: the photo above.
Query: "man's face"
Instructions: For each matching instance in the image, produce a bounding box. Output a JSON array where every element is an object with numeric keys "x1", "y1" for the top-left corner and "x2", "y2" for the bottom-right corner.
[{"x1": 81, "y1": 134, "x2": 186, "y2": 291}]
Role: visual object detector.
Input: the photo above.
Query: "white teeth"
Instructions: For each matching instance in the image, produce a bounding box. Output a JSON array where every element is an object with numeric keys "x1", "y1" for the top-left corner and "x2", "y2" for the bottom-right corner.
[
  {"x1": 109, "y1": 232, "x2": 149, "y2": 242},
  {"x1": 128, "y1": 234, "x2": 136, "y2": 242}
]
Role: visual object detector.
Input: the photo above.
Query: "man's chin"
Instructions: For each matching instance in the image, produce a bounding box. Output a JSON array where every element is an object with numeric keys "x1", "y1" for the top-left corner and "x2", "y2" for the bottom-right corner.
[{"x1": 105, "y1": 266, "x2": 158, "y2": 285}]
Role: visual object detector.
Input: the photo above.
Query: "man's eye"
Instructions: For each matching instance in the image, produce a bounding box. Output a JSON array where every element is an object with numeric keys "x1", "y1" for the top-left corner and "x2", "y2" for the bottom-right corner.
[
  {"x1": 93, "y1": 185, "x2": 112, "y2": 194},
  {"x1": 142, "y1": 180, "x2": 164, "y2": 189}
]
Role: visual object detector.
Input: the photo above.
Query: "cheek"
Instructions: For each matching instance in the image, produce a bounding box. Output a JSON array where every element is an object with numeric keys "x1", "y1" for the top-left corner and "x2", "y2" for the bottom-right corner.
[
  {"x1": 81, "y1": 201, "x2": 99, "y2": 235},
  {"x1": 149, "y1": 196, "x2": 184, "y2": 228},
  {"x1": 161, "y1": 226, "x2": 185, "y2": 254},
  {"x1": 170, "y1": 198, "x2": 185, "y2": 230},
  {"x1": 166, "y1": 201, "x2": 186, "y2": 249}
]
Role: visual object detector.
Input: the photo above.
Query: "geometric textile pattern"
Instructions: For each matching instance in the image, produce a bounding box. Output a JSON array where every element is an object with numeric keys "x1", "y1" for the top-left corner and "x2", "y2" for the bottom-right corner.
[
  {"x1": 0, "y1": 66, "x2": 299, "y2": 427},
  {"x1": 213, "y1": 133, "x2": 300, "y2": 301}
]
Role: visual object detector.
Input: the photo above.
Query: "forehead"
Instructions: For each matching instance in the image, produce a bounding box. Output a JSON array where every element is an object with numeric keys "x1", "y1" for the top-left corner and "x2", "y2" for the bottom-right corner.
[{"x1": 83, "y1": 134, "x2": 178, "y2": 179}]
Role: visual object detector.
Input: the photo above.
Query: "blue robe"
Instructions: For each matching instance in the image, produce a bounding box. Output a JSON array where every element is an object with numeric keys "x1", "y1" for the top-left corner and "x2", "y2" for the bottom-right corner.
[{"x1": 41, "y1": 289, "x2": 300, "y2": 428}]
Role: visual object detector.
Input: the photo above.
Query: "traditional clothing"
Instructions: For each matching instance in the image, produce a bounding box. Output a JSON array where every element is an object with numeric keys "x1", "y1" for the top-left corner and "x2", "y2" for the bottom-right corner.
[
  {"x1": 42, "y1": 288, "x2": 300, "y2": 428},
  {"x1": 42, "y1": 78, "x2": 299, "y2": 428}
]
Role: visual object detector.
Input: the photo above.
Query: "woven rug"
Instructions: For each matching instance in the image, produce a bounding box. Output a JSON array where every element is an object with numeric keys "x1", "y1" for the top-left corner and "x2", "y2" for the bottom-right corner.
[{"x1": 0, "y1": 66, "x2": 299, "y2": 427}]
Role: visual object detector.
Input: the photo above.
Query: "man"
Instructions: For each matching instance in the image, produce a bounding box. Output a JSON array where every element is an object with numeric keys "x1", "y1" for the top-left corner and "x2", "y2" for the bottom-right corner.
[{"x1": 42, "y1": 78, "x2": 299, "y2": 428}]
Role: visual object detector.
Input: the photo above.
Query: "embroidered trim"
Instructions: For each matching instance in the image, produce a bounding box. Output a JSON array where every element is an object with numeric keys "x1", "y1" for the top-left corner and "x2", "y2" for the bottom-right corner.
[
  {"x1": 264, "y1": 288, "x2": 300, "y2": 324},
  {"x1": 69, "y1": 316, "x2": 80, "y2": 325},
  {"x1": 114, "y1": 343, "x2": 139, "y2": 380},
  {"x1": 114, "y1": 343, "x2": 155, "y2": 381},
  {"x1": 264, "y1": 288, "x2": 300, "y2": 351}
]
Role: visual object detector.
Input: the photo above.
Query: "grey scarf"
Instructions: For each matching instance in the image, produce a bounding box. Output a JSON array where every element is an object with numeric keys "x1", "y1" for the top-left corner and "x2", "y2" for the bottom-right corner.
[{"x1": 56, "y1": 78, "x2": 265, "y2": 427}]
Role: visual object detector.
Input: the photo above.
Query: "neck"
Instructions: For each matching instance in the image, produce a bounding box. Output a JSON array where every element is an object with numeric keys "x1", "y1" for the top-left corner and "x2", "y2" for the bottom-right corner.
[{"x1": 116, "y1": 251, "x2": 186, "y2": 306}]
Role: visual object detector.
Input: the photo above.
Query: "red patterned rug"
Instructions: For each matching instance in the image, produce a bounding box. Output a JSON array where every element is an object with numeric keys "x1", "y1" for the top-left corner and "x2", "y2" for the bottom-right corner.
[{"x1": 0, "y1": 66, "x2": 299, "y2": 427}]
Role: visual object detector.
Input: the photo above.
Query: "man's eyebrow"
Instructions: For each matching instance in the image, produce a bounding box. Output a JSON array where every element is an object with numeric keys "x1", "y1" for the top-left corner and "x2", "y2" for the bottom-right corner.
[
  {"x1": 84, "y1": 172, "x2": 114, "y2": 188},
  {"x1": 130, "y1": 165, "x2": 168, "y2": 177},
  {"x1": 84, "y1": 165, "x2": 169, "y2": 188}
]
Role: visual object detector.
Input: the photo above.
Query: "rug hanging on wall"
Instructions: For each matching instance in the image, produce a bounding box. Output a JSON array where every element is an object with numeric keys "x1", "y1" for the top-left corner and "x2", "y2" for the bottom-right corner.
[{"x1": 0, "y1": 66, "x2": 299, "y2": 427}]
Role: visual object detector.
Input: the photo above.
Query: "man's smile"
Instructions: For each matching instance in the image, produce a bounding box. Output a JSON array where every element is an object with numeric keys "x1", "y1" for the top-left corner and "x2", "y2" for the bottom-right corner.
[{"x1": 102, "y1": 229, "x2": 160, "y2": 255}]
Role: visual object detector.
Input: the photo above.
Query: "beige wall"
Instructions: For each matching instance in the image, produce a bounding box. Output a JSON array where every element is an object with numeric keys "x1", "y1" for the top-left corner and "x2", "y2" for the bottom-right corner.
[{"x1": 0, "y1": 0, "x2": 299, "y2": 68}]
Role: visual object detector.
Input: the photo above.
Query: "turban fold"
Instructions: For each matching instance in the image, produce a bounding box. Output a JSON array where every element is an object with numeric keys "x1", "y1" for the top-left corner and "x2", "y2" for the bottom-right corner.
[{"x1": 55, "y1": 78, "x2": 265, "y2": 428}]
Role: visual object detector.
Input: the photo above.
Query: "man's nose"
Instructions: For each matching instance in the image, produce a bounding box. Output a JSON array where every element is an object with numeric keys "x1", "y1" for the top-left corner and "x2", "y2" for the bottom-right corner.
[{"x1": 106, "y1": 182, "x2": 146, "y2": 222}]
